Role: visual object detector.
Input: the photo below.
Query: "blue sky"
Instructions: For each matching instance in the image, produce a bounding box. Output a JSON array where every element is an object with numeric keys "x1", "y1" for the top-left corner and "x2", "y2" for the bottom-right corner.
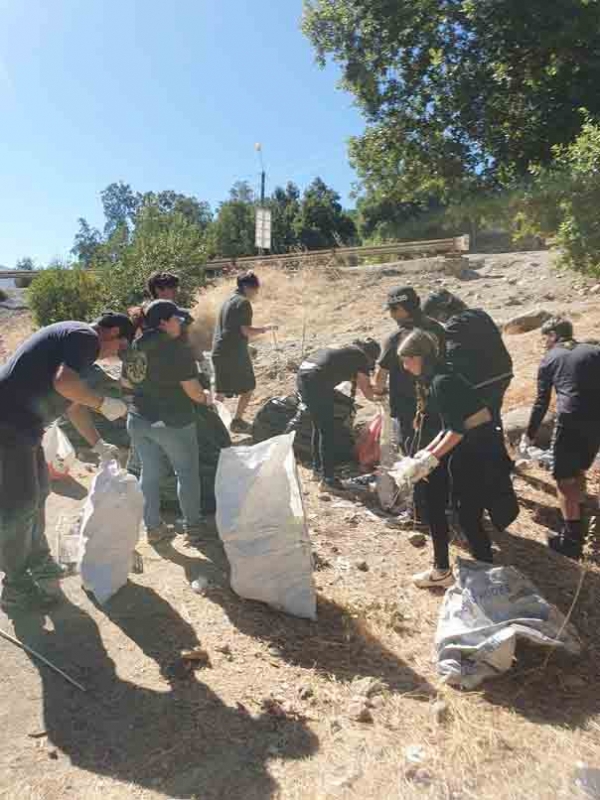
[{"x1": 0, "y1": 0, "x2": 362, "y2": 267}]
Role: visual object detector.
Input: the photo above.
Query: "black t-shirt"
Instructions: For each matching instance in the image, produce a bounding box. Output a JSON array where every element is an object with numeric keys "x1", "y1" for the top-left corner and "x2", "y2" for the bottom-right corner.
[
  {"x1": 212, "y1": 290, "x2": 253, "y2": 358},
  {"x1": 444, "y1": 309, "x2": 513, "y2": 388},
  {"x1": 528, "y1": 341, "x2": 600, "y2": 437},
  {"x1": 427, "y1": 368, "x2": 486, "y2": 433},
  {"x1": 0, "y1": 321, "x2": 100, "y2": 437},
  {"x1": 303, "y1": 346, "x2": 370, "y2": 389},
  {"x1": 125, "y1": 330, "x2": 199, "y2": 427},
  {"x1": 379, "y1": 314, "x2": 446, "y2": 421}
]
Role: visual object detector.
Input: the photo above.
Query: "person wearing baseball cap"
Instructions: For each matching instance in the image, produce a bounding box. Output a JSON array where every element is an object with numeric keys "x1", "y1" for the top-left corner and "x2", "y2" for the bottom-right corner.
[
  {"x1": 123, "y1": 299, "x2": 211, "y2": 547},
  {"x1": 0, "y1": 312, "x2": 134, "y2": 612},
  {"x1": 373, "y1": 286, "x2": 445, "y2": 527}
]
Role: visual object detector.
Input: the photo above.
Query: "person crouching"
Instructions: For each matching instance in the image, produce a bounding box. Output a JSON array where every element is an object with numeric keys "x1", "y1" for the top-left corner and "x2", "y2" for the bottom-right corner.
[{"x1": 396, "y1": 330, "x2": 519, "y2": 588}]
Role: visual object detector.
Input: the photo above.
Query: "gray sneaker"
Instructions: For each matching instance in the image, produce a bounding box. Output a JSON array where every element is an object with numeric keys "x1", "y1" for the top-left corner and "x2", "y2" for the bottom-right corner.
[
  {"x1": 146, "y1": 522, "x2": 176, "y2": 545},
  {"x1": 184, "y1": 520, "x2": 210, "y2": 544},
  {"x1": 1, "y1": 580, "x2": 59, "y2": 613}
]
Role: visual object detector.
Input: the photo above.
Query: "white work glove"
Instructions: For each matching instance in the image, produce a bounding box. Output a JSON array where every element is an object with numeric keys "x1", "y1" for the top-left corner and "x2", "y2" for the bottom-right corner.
[
  {"x1": 389, "y1": 451, "x2": 439, "y2": 490},
  {"x1": 519, "y1": 434, "x2": 533, "y2": 456},
  {"x1": 98, "y1": 397, "x2": 128, "y2": 421},
  {"x1": 92, "y1": 439, "x2": 120, "y2": 462}
]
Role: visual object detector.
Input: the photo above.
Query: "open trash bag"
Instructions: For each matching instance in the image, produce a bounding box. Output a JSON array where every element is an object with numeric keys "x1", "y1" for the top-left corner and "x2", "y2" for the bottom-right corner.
[
  {"x1": 215, "y1": 432, "x2": 316, "y2": 620},
  {"x1": 436, "y1": 558, "x2": 581, "y2": 689},
  {"x1": 42, "y1": 423, "x2": 75, "y2": 479},
  {"x1": 79, "y1": 461, "x2": 143, "y2": 604}
]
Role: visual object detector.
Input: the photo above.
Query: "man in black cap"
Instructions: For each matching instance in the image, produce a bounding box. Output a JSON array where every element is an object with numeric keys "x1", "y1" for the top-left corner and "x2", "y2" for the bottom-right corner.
[
  {"x1": 374, "y1": 287, "x2": 445, "y2": 525},
  {"x1": 375, "y1": 286, "x2": 445, "y2": 453},
  {"x1": 525, "y1": 317, "x2": 600, "y2": 559},
  {"x1": 422, "y1": 289, "x2": 513, "y2": 426},
  {"x1": 0, "y1": 313, "x2": 134, "y2": 612}
]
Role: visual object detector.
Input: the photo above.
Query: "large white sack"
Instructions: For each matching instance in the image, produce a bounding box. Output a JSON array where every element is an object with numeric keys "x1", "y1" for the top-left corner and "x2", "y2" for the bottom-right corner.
[
  {"x1": 42, "y1": 423, "x2": 75, "y2": 478},
  {"x1": 436, "y1": 558, "x2": 581, "y2": 689},
  {"x1": 215, "y1": 432, "x2": 316, "y2": 620},
  {"x1": 79, "y1": 461, "x2": 143, "y2": 604}
]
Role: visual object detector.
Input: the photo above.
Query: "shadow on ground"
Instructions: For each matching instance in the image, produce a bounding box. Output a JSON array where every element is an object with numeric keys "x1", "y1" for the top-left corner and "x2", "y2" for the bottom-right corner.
[
  {"x1": 11, "y1": 587, "x2": 318, "y2": 800},
  {"x1": 154, "y1": 536, "x2": 433, "y2": 695}
]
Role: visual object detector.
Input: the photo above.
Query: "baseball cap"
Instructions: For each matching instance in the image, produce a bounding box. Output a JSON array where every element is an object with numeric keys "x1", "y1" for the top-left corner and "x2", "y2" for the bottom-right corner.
[
  {"x1": 144, "y1": 299, "x2": 188, "y2": 329},
  {"x1": 384, "y1": 286, "x2": 420, "y2": 312}
]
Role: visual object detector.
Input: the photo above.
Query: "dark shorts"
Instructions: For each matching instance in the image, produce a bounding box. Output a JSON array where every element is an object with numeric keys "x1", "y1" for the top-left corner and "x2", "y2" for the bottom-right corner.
[
  {"x1": 212, "y1": 349, "x2": 256, "y2": 396},
  {"x1": 552, "y1": 417, "x2": 600, "y2": 480}
]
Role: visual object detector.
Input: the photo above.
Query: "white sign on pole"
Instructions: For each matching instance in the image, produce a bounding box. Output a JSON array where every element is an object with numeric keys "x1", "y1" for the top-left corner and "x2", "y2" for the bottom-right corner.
[{"x1": 255, "y1": 208, "x2": 272, "y2": 250}]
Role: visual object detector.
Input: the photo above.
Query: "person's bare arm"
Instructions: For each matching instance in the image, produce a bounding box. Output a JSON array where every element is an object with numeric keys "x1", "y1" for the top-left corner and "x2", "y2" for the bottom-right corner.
[
  {"x1": 428, "y1": 430, "x2": 463, "y2": 460},
  {"x1": 373, "y1": 365, "x2": 389, "y2": 395},
  {"x1": 240, "y1": 324, "x2": 275, "y2": 340},
  {"x1": 356, "y1": 371, "x2": 376, "y2": 402},
  {"x1": 66, "y1": 404, "x2": 102, "y2": 447},
  {"x1": 181, "y1": 378, "x2": 210, "y2": 405},
  {"x1": 53, "y1": 365, "x2": 102, "y2": 410}
]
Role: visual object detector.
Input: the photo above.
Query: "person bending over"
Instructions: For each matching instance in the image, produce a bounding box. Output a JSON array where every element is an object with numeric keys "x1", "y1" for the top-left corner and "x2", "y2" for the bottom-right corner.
[
  {"x1": 0, "y1": 313, "x2": 133, "y2": 612},
  {"x1": 297, "y1": 338, "x2": 380, "y2": 493}
]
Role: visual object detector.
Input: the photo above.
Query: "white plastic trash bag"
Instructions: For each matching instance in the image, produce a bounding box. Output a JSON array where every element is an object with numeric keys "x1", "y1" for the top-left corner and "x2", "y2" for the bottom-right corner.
[
  {"x1": 215, "y1": 432, "x2": 316, "y2": 620},
  {"x1": 79, "y1": 460, "x2": 143, "y2": 604},
  {"x1": 42, "y1": 423, "x2": 75, "y2": 478},
  {"x1": 214, "y1": 400, "x2": 232, "y2": 431},
  {"x1": 436, "y1": 558, "x2": 580, "y2": 689}
]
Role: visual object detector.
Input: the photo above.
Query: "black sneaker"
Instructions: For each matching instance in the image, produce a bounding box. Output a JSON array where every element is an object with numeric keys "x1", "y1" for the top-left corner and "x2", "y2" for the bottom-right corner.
[
  {"x1": 1, "y1": 581, "x2": 59, "y2": 613},
  {"x1": 184, "y1": 519, "x2": 210, "y2": 544},
  {"x1": 29, "y1": 555, "x2": 69, "y2": 581},
  {"x1": 318, "y1": 478, "x2": 347, "y2": 495},
  {"x1": 548, "y1": 534, "x2": 583, "y2": 561},
  {"x1": 230, "y1": 418, "x2": 252, "y2": 434}
]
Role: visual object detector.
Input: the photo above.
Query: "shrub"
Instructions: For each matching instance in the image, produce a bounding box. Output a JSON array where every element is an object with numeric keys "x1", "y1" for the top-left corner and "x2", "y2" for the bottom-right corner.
[
  {"x1": 28, "y1": 268, "x2": 105, "y2": 327},
  {"x1": 0, "y1": 287, "x2": 7, "y2": 302}
]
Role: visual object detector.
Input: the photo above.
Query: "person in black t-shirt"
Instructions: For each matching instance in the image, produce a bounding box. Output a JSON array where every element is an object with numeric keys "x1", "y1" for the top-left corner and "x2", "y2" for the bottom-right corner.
[
  {"x1": 525, "y1": 317, "x2": 600, "y2": 559},
  {"x1": 211, "y1": 271, "x2": 277, "y2": 434},
  {"x1": 297, "y1": 339, "x2": 380, "y2": 492},
  {"x1": 422, "y1": 290, "x2": 513, "y2": 426},
  {"x1": 0, "y1": 313, "x2": 134, "y2": 613},
  {"x1": 124, "y1": 300, "x2": 212, "y2": 545},
  {"x1": 394, "y1": 330, "x2": 518, "y2": 589},
  {"x1": 374, "y1": 286, "x2": 445, "y2": 527}
]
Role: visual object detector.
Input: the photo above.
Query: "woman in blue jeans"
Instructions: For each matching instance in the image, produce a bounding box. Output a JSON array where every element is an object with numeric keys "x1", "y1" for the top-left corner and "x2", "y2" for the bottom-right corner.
[{"x1": 123, "y1": 300, "x2": 210, "y2": 544}]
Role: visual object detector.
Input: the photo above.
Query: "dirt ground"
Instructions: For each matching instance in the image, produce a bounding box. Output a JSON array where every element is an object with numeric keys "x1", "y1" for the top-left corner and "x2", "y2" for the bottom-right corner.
[{"x1": 2, "y1": 250, "x2": 600, "y2": 800}]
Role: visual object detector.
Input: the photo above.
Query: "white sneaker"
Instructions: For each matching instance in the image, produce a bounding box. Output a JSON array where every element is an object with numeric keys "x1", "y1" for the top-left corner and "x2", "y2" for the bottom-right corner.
[{"x1": 412, "y1": 567, "x2": 454, "y2": 589}]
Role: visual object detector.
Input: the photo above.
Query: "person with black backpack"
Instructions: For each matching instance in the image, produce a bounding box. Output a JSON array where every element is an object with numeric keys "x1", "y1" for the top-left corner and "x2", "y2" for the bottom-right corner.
[{"x1": 422, "y1": 290, "x2": 513, "y2": 426}]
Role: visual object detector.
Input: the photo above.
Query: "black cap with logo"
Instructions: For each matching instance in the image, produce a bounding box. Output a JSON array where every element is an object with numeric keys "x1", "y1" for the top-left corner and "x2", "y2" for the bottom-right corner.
[
  {"x1": 384, "y1": 286, "x2": 420, "y2": 312},
  {"x1": 144, "y1": 300, "x2": 188, "y2": 330}
]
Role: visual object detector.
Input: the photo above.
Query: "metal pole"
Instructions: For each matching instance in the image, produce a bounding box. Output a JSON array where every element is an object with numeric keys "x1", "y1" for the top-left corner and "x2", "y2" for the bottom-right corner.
[
  {"x1": 258, "y1": 170, "x2": 266, "y2": 256},
  {"x1": 0, "y1": 627, "x2": 86, "y2": 693}
]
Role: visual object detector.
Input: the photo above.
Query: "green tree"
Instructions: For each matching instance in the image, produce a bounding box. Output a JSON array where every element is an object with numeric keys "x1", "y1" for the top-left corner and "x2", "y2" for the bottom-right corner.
[
  {"x1": 269, "y1": 182, "x2": 301, "y2": 252},
  {"x1": 15, "y1": 256, "x2": 35, "y2": 270},
  {"x1": 100, "y1": 181, "x2": 139, "y2": 237},
  {"x1": 101, "y1": 209, "x2": 207, "y2": 308},
  {"x1": 294, "y1": 177, "x2": 356, "y2": 249},
  {"x1": 207, "y1": 182, "x2": 256, "y2": 258},
  {"x1": 303, "y1": 0, "x2": 600, "y2": 201},
  {"x1": 28, "y1": 268, "x2": 104, "y2": 326},
  {"x1": 71, "y1": 218, "x2": 103, "y2": 268}
]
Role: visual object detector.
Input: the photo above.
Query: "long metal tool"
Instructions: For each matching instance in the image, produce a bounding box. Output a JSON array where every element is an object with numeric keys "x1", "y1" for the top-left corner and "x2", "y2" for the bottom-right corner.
[{"x1": 0, "y1": 627, "x2": 86, "y2": 693}]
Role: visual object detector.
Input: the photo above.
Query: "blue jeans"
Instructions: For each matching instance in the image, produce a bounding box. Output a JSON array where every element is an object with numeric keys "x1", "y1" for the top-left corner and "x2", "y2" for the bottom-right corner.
[{"x1": 127, "y1": 414, "x2": 201, "y2": 530}]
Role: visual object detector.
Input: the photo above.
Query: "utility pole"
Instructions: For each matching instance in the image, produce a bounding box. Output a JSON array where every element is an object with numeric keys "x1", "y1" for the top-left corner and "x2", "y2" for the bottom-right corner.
[{"x1": 255, "y1": 143, "x2": 271, "y2": 256}]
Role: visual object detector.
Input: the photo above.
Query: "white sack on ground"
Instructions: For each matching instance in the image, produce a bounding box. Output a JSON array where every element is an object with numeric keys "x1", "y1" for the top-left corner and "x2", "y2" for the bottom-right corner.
[
  {"x1": 42, "y1": 423, "x2": 75, "y2": 477},
  {"x1": 79, "y1": 461, "x2": 143, "y2": 604},
  {"x1": 436, "y1": 558, "x2": 580, "y2": 689},
  {"x1": 215, "y1": 432, "x2": 316, "y2": 620}
]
